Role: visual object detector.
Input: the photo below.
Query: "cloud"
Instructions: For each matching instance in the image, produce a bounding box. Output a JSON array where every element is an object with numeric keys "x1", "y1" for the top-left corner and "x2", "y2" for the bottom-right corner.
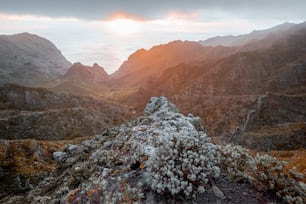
[
  {"x1": 0, "y1": 0, "x2": 305, "y2": 21},
  {"x1": 0, "y1": 13, "x2": 78, "y2": 22}
]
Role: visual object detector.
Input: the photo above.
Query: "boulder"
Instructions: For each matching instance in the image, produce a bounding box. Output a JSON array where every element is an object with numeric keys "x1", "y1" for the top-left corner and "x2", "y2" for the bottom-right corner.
[{"x1": 144, "y1": 96, "x2": 178, "y2": 116}]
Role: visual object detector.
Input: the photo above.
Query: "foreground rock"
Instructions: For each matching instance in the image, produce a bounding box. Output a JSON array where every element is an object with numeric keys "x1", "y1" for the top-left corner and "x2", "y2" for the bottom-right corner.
[{"x1": 1, "y1": 97, "x2": 304, "y2": 203}]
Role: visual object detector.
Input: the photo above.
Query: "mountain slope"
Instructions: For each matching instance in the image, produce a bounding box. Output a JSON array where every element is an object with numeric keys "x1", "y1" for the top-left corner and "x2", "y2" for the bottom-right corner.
[
  {"x1": 0, "y1": 84, "x2": 130, "y2": 140},
  {"x1": 199, "y1": 22, "x2": 300, "y2": 47},
  {"x1": 0, "y1": 32, "x2": 71, "y2": 86},
  {"x1": 1, "y1": 97, "x2": 303, "y2": 203},
  {"x1": 50, "y1": 62, "x2": 111, "y2": 96},
  {"x1": 64, "y1": 62, "x2": 109, "y2": 82},
  {"x1": 111, "y1": 40, "x2": 238, "y2": 87},
  {"x1": 118, "y1": 22, "x2": 306, "y2": 144}
]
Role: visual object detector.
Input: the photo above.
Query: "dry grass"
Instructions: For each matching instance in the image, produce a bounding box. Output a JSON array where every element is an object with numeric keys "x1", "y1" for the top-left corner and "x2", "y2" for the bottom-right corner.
[
  {"x1": 0, "y1": 136, "x2": 92, "y2": 175},
  {"x1": 268, "y1": 149, "x2": 306, "y2": 182}
]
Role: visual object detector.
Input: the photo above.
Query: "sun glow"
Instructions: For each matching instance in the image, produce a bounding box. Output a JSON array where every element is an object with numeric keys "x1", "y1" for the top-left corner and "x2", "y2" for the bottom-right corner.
[{"x1": 107, "y1": 18, "x2": 142, "y2": 35}]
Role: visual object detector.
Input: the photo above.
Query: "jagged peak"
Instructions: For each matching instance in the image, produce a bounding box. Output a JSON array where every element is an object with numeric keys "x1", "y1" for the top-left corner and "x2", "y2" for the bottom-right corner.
[
  {"x1": 71, "y1": 62, "x2": 83, "y2": 67},
  {"x1": 65, "y1": 62, "x2": 109, "y2": 80},
  {"x1": 92, "y1": 63, "x2": 100, "y2": 68}
]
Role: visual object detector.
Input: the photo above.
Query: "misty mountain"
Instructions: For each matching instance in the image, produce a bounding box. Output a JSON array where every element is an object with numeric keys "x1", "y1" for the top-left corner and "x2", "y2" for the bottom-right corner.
[
  {"x1": 112, "y1": 40, "x2": 239, "y2": 87},
  {"x1": 0, "y1": 22, "x2": 305, "y2": 204},
  {"x1": 50, "y1": 62, "x2": 111, "y2": 97},
  {"x1": 64, "y1": 62, "x2": 109, "y2": 82},
  {"x1": 117, "y1": 21, "x2": 306, "y2": 145},
  {"x1": 199, "y1": 22, "x2": 301, "y2": 47},
  {"x1": 1, "y1": 22, "x2": 305, "y2": 145},
  {"x1": 0, "y1": 32, "x2": 71, "y2": 86}
]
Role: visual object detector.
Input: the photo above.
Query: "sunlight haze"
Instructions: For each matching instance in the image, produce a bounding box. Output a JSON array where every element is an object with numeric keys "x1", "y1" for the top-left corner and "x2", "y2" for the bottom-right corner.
[{"x1": 0, "y1": 0, "x2": 305, "y2": 73}]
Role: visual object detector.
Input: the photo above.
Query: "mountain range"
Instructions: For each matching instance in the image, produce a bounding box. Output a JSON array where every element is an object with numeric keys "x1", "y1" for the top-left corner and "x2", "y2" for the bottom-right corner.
[
  {"x1": 0, "y1": 21, "x2": 305, "y2": 203},
  {"x1": 0, "y1": 22, "x2": 305, "y2": 144}
]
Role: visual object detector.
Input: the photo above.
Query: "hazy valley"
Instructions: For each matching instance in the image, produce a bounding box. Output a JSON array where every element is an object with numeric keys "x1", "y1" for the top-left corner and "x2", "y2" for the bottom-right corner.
[{"x1": 0, "y1": 22, "x2": 305, "y2": 203}]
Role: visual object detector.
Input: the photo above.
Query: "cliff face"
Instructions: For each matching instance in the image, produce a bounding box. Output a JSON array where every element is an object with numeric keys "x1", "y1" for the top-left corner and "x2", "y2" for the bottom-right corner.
[{"x1": 0, "y1": 32, "x2": 71, "y2": 86}]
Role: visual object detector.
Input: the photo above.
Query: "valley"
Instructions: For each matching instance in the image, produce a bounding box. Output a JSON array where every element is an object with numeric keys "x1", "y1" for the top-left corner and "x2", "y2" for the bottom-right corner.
[{"x1": 0, "y1": 22, "x2": 305, "y2": 203}]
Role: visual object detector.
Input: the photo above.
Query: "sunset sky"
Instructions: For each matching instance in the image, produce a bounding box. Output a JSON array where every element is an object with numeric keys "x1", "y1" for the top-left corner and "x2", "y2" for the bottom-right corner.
[{"x1": 0, "y1": 0, "x2": 305, "y2": 73}]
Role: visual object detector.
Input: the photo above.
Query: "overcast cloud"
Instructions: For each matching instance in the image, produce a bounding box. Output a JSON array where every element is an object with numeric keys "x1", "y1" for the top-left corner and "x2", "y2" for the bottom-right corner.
[{"x1": 0, "y1": 0, "x2": 305, "y2": 21}]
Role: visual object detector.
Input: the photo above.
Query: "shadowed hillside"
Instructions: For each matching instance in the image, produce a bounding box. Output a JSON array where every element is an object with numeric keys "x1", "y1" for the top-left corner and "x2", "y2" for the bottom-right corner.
[
  {"x1": 0, "y1": 84, "x2": 131, "y2": 140},
  {"x1": 0, "y1": 33, "x2": 71, "y2": 86}
]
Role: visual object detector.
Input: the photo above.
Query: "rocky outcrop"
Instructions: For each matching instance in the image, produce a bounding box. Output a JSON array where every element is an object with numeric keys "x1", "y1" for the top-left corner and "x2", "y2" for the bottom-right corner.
[
  {"x1": 2, "y1": 97, "x2": 303, "y2": 204},
  {"x1": 0, "y1": 32, "x2": 71, "y2": 86},
  {"x1": 143, "y1": 96, "x2": 178, "y2": 115}
]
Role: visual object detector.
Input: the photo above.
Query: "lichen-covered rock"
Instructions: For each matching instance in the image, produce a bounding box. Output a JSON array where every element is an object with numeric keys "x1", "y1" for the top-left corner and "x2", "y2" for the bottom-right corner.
[
  {"x1": 142, "y1": 98, "x2": 220, "y2": 197},
  {"x1": 52, "y1": 151, "x2": 67, "y2": 163},
  {"x1": 143, "y1": 96, "x2": 178, "y2": 116},
  {"x1": 1, "y1": 97, "x2": 304, "y2": 204}
]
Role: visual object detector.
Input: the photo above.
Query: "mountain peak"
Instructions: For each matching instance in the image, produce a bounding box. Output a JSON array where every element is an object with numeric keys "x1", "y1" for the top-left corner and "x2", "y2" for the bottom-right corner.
[
  {"x1": 65, "y1": 62, "x2": 109, "y2": 83},
  {"x1": 0, "y1": 32, "x2": 71, "y2": 86},
  {"x1": 92, "y1": 63, "x2": 100, "y2": 68},
  {"x1": 14, "y1": 32, "x2": 35, "y2": 36}
]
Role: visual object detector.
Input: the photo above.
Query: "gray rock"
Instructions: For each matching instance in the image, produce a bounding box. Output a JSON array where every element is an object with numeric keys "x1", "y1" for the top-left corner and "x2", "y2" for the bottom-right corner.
[
  {"x1": 144, "y1": 96, "x2": 178, "y2": 116},
  {"x1": 52, "y1": 151, "x2": 67, "y2": 163},
  {"x1": 65, "y1": 144, "x2": 78, "y2": 152},
  {"x1": 188, "y1": 114, "x2": 204, "y2": 131},
  {"x1": 212, "y1": 185, "x2": 226, "y2": 200}
]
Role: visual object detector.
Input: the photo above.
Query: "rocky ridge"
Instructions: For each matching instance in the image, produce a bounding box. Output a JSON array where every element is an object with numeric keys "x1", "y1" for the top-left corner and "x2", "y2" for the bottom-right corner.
[
  {"x1": 63, "y1": 62, "x2": 109, "y2": 83},
  {"x1": 50, "y1": 62, "x2": 111, "y2": 97},
  {"x1": 1, "y1": 97, "x2": 304, "y2": 203},
  {"x1": 0, "y1": 84, "x2": 130, "y2": 140},
  {"x1": 199, "y1": 22, "x2": 298, "y2": 47}
]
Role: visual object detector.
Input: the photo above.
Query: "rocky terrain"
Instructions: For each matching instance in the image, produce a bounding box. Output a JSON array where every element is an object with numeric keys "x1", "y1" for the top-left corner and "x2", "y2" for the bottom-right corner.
[
  {"x1": 0, "y1": 97, "x2": 304, "y2": 203},
  {"x1": 0, "y1": 84, "x2": 130, "y2": 140},
  {"x1": 0, "y1": 33, "x2": 71, "y2": 86},
  {"x1": 50, "y1": 62, "x2": 111, "y2": 97},
  {"x1": 0, "y1": 22, "x2": 305, "y2": 203},
  {"x1": 111, "y1": 40, "x2": 239, "y2": 87},
  {"x1": 114, "y1": 22, "x2": 306, "y2": 151},
  {"x1": 0, "y1": 136, "x2": 90, "y2": 201}
]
